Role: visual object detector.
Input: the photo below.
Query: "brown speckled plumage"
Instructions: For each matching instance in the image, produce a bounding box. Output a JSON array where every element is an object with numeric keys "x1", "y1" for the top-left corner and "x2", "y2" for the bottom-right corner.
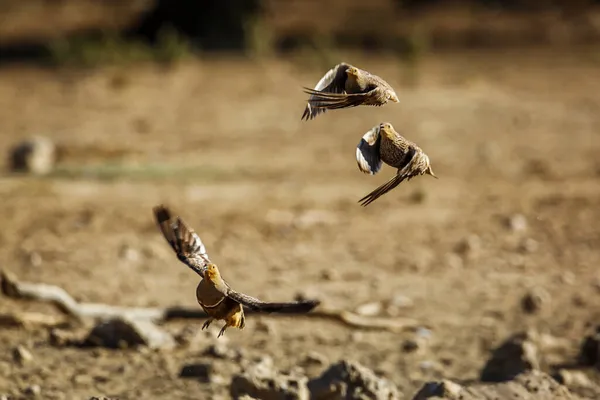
[
  {"x1": 356, "y1": 122, "x2": 437, "y2": 207},
  {"x1": 301, "y1": 63, "x2": 399, "y2": 121},
  {"x1": 153, "y1": 205, "x2": 320, "y2": 338}
]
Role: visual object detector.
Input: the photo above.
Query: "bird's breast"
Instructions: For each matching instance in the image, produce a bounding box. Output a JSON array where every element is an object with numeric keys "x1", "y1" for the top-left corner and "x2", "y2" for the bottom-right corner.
[
  {"x1": 196, "y1": 279, "x2": 226, "y2": 308},
  {"x1": 345, "y1": 75, "x2": 365, "y2": 93},
  {"x1": 380, "y1": 136, "x2": 411, "y2": 168}
]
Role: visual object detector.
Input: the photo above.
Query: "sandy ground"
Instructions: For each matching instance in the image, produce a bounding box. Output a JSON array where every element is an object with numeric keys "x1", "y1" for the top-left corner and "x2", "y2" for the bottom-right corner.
[{"x1": 0, "y1": 46, "x2": 599, "y2": 399}]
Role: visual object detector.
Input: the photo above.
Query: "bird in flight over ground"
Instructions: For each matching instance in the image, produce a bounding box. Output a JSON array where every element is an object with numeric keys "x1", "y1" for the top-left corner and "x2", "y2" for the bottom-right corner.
[
  {"x1": 356, "y1": 122, "x2": 437, "y2": 207},
  {"x1": 301, "y1": 62, "x2": 399, "y2": 121},
  {"x1": 153, "y1": 205, "x2": 320, "y2": 338}
]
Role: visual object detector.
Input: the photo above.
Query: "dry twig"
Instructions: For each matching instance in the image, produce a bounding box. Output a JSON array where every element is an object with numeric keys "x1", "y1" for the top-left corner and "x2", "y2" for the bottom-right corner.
[{"x1": 1, "y1": 270, "x2": 425, "y2": 333}]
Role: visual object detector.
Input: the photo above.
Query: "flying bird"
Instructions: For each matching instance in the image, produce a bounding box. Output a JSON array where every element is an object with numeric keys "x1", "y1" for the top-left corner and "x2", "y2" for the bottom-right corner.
[
  {"x1": 356, "y1": 122, "x2": 437, "y2": 207},
  {"x1": 153, "y1": 205, "x2": 320, "y2": 338},
  {"x1": 301, "y1": 62, "x2": 399, "y2": 121}
]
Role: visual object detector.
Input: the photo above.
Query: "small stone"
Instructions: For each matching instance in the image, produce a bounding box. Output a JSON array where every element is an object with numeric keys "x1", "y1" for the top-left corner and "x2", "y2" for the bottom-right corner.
[
  {"x1": 23, "y1": 385, "x2": 41, "y2": 397},
  {"x1": 83, "y1": 317, "x2": 175, "y2": 350},
  {"x1": 507, "y1": 214, "x2": 527, "y2": 232},
  {"x1": 402, "y1": 339, "x2": 420, "y2": 353},
  {"x1": 454, "y1": 234, "x2": 481, "y2": 258},
  {"x1": 231, "y1": 356, "x2": 309, "y2": 400},
  {"x1": 386, "y1": 294, "x2": 415, "y2": 316},
  {"x1": 412, "y1": 379, "x2": 464, "y2": 400},
  {"x1": 521, "y1": 287, "x2": 550, "y2": 314},
  {"x1": 9, "y1": 136, "x2": 56, "y2": 175},
  {"x1": 49, "y1": 329, "x2": 78, "y2": 347},
  {"x1": 416, "y1": 327, "x2": 433, "y2": 340},
  {"x1": 27, "y1": 251, "x2": 43, "y2": 268},
  {"x1": 303, "y1": 351, "x2": 328, "y2": 366},
  {"x1": 307, "y1": 360, "x2": 399, "y2": 400},
  {"x1": 578, "y1": 326, "x2": 600, "y2": 368},
  {"x1": 119, "y1": 244, "x2": 141, "y2": 263},
  {"x1": 480, "y1": 331, "x2": 540, "y2": 382},
  {"x1": 12, "y1": 345, "x2": 33, "y2": 365},
  {"x1": 554, "y1": 369, "x2": 593, "y2": 387},
  {"x1": 355, "y1": 302, "x2": 382, "y2": 317},
  {"x1": 418, "y1": 360, "x2": 438, "y2": 372},
  {"x1": 519, "y1": 238, "x2": 538, "y2": 253},
  {"x1": 388, "y1": 294, "x2": 414, "y2": 309},
  {"x1": 179, "y1": 363, "x2": 213, "y2": 382}
]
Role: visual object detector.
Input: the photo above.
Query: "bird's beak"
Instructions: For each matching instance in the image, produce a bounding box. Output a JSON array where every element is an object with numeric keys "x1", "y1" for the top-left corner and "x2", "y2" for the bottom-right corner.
[{"x1": 390, "y1": 93, "x2": 399, "y2": 103}]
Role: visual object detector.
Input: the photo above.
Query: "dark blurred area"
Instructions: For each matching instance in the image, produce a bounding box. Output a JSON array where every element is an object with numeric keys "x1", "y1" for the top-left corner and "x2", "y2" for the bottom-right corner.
[{"x1": 0, "y1": 0, "x2": 599, "y2": 65}]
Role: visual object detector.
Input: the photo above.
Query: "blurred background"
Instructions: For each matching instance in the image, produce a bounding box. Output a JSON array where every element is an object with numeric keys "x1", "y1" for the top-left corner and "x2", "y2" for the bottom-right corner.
[{"x1": 0, "y1": 1, "x2": 599, "y2": 399}]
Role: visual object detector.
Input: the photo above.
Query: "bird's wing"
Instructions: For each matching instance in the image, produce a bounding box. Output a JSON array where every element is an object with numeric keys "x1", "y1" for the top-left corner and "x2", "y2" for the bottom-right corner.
[
  {"x1": 356, "y1": 125, "x2": 383, "y2": 175},
  {"x1": 302, "y1": 89, "x2": 366, "y2": 111},
  {"x1": 358, "y1": 147, "x2": 417, "y2": 207},
  {"x1": 301, "y1": 63, "x2": 351, "y2": 120},
  {"x1": 227, "y1": 289, "x2": 321, "y2": 313},
  {"x1": 209, "y1": 274, "x2": 320, "y2": 313},
  {"x1": 153, "y1": 205, "x2": 210, "y2": 277},
  {"x1": 314, "y1": 62, "x2": 352, "y2": 92},
  {"x1": 303, "y1": 85, "x2": 388, "y2": 110}
]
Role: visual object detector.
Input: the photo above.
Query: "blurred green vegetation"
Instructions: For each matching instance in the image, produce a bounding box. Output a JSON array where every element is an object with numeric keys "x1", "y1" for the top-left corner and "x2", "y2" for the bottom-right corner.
[
  {"x1": 48, "y1": 163, "x2": 257, "y2": 183},
  {"x1": 46, "y1": 27, "x2": 192, "y2": 67},
  {"x1": 0, "y1": 0, "x2": 598, "y2": 67}
]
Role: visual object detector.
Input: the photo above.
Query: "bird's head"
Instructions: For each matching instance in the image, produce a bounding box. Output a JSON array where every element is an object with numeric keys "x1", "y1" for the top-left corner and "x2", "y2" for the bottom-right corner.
[
  {"x1": 379, "y1": 122, "x2": 395, "y2": 138},
  {"x1": 202, "y1": 263, "x2": 221, "y2": 281},
  {"x1": 347, "y1": 67, "x2": 360, "y2": 77}
]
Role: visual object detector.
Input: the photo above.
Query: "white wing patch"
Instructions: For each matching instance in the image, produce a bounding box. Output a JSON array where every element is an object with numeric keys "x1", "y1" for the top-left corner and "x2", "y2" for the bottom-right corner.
[
  {"x1": 188, "y1": 229, "x2": 211, "y2": 265},
  {"x1": 313, "y1": 63, "x2": 349, "y2": 91},
  {"x1": 356, "y1": 125, "x2": 383, "y2": 175},
  {"x1": 171, "y1": 218, "x2": 211, "y2": 266}
]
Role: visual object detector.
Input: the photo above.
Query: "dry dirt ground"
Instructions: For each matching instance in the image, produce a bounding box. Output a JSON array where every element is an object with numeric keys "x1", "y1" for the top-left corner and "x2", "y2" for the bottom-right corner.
[{"x1": 0, "y1": 46, "x2": 599, "y2": 399}]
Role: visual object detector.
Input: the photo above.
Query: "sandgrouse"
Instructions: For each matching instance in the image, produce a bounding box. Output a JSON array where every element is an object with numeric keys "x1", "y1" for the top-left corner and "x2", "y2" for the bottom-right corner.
[
  {"x1": 301, "y1": 62, "x2": 399, "y2": 121},
  {"x1": 356, "y1": 122, "x2": 437, "y2": 207},
  {"x1": 153, "y1": 205, "x2": 320, "y2": 338}
]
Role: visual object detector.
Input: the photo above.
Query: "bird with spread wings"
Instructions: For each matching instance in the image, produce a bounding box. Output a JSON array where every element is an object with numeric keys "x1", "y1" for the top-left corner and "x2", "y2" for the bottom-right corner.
[
  {"x1": 356, "y1": 122, "x2": 438, "y2": 207},
  {"x1": 153, "y1": 205, "x2": 320, "y2": 338},
  {"x1": 301, "y1": 62, "x2": 399, "y2": 121}
]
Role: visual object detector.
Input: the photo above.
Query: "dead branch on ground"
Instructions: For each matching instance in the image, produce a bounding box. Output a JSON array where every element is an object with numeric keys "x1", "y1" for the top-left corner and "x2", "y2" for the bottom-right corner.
[{"x1": 1, "y1": 270, "x2": 425, "y2": 333}]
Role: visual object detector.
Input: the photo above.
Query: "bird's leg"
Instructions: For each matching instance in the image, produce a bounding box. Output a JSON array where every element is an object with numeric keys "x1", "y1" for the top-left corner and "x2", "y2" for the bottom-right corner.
[
  {"x1": 202, "y1": 318, "x2": 213, "y2": 330},
  {"x1": 217, "y1": 324, "x2": 228, "y2": 338}
]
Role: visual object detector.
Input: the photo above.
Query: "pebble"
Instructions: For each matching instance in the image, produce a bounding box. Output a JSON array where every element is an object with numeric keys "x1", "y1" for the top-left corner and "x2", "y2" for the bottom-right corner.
[
  {"x1": 119, "y1": 244, "x2": 141, "y2": 263},
  {"x1": 521, "y1": 287, "x2": 550, "y2": 314},
  {"x1": 507, "y1": 214, "x2": 528, "y2": 232},
  {"x1": 303, "y1": 351, "x2": 328, "y2": 366},
  {"x1": 454, "y1": 234, "x2": 481, "y2": 258},
  {"x1": 12, "y1": 345, "x2": 33, "y2": 365},
  {"x1": 555, "y1": 369, "x2": 593, "y2": 387},
  {"x1": 355, "y1": 302, "x2": 382, "y2": 317},
  {"x1": 8, "y1": 136, "x2": 56, "y2": 175},
  {"x1": 519, "y1": 238, "x2": 538, "y2": 253},
  {"x1": 179, "y1": 363, "x2": 213, "y2": 382},
  {"x1": 23, "y1": 385, "x2": 41, "y2": 397}
]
